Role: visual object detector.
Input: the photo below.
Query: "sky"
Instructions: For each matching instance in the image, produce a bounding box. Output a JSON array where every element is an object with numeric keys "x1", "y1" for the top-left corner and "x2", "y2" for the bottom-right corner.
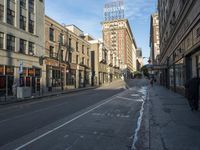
[{"x1": 45, "y1": 0, "x2": 157, "y2": 64}]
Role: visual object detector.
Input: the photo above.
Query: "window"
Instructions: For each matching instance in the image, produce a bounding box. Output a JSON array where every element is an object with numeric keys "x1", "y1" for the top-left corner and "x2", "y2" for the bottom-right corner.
[
  {"x1": 7, "y1": 35, "x2": 15, "y2": 51},
  {"x1": 29, "y1": 19, "x2": 34, "y2": 33},
  {"x1": 20, "y1": 15, "x2": 26, "y2": 30},
  {"x1": 76, "y1": 41, "x2": 78, "y2": 51},
  {"x1": 49, "y1": 28, "x2": 54, "y2": 41},
  {"x1": 82, "y1": 57, "x2": 84, "y2": 65},
  {"x1": 0, "y1": 33, "x2": 4, "y2": 49},
  {"x1": 69, "y1": 52, "x2": 72, "y2": 63},
  {"x1": 87, "y1": 48, "x2": 89, "y2": 56},
  {"x1": 29, "y1": 0, "x2": 34, "y2": 12},
  {"x1": 20, "y1": 0, "x2": 26, "y2": 8},
  {"x1": 82, "y1": 45, "x2": 84, "y2": 54},
  {"x1": 7, "y1": 0, "x2": 12, "y2": 9},
  {"x1": 7, "y1": 9, "x2": 15, "y2": 25},
  {"x1": 60, "y1": 50, "x2": 63, "y2": 61},
  {"x1": 49, "y1": 46, "x2": 54, "y2": 58},
  {"x1": 0, "y1": 4, "x2": 4, "y2": 22},
  {"x1": 28, "y1": 42, "x2": 34, "y2": 55},
  {"x1": 197, "y1": 27, "x2": 200, "y2": 38},
  {"x1": 19, "y1": 39, "x2": 26, "y2": 54},
  {"x1": 69, "y1": 38, "x2": 71, "y2": 48},
  {"x1": 59, "y1": 33, "x2": 64, "y2": 45},
  {"x1": 76, "y1": 55, "x2": 79, "y2": 64}
]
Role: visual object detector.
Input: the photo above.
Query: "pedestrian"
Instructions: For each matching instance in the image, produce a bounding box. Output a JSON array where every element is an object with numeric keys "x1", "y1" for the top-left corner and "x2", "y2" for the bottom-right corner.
[{"x1": 185, "y1": 76, "x2": 200, "y2": 111}]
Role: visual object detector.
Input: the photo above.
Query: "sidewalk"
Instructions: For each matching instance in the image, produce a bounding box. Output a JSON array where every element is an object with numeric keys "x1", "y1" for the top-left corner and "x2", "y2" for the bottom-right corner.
[
  {"x1": 0, "y1": 79, "x2": 125, "y2": 105},
  {"x1": 134, "y1": 85, "x2": 200, "y2": 150},
  {"x1": 0, "y1": 86, "x2": 96, "y2": 105}
]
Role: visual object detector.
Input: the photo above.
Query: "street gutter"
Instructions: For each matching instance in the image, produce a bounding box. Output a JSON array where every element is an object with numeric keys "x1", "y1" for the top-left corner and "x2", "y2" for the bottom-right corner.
[{"x1": 131, "y1": 86, "x2": 150, "y2": 150}]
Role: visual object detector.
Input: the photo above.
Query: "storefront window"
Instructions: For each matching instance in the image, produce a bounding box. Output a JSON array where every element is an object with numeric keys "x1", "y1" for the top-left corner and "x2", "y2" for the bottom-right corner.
[
  {"x1": 52, "y1": 69, "x2": 61, "y2": 87},
  {"x1": 175, "y1": 59, "x2": 185, "y2": 87},
  {"x1": 197, "y1": 55, "x2": 200, "y2": 78},
  {"x1": 5, "y1": 66, "x2": 14, "y2": 75},
  {"x1": 169, "y1": 66, "x2": 174, "y2": 87},
  {"x1": 28, "y1": 68, "x2": 35, "y2": 76},
  {"x1": 26, "y1": 77, "x2": 31, "y2": 87},
  {"x1": 0, "y1": 65, "x2": 4, "y2": 75}
]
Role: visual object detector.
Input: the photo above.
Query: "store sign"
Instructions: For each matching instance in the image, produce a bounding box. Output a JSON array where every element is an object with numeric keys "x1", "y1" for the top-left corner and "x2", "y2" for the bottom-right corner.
[
  {"x1": 28, "y1": 68, "x2": 35, "y2": 76},
  {"x1": 0, "y1": 65, "x2": 4, "y2": 75},
  {"x1": 5, "y1": 66, "x2": 14, "y2": 75}
]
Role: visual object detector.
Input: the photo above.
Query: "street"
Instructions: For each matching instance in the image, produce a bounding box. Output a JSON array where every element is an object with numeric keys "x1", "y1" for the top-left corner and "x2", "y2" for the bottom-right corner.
[{"x1": 0, "y1": 79, "x2": 147, "y2": 150}]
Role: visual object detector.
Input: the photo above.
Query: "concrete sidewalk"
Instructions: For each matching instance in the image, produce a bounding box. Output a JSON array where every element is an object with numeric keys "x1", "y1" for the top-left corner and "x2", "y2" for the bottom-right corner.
[
  {"x1": 134, "y1": 85, "x2": 200, "y2": 150},
  {"x1": 0, "y1": 86, "x2": 96, "y2": 105},
  {"x1": 0, "y1": 79, "x2": 126, "y2": 105}
]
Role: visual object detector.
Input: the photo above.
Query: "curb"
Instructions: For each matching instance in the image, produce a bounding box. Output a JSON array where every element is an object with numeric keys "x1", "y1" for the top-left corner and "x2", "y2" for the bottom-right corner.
[
  {"x1": 0, "y1": 79, "x2": 126, "y2": 106},
  {"x1": 0, "y1": 87, "x2": 97, "y2": 106}
]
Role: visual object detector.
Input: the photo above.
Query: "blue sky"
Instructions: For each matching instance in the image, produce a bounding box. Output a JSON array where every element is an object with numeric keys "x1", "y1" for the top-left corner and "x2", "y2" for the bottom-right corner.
[{"x1": 45, "y1": 0, "x2": 157, "y2": 64}]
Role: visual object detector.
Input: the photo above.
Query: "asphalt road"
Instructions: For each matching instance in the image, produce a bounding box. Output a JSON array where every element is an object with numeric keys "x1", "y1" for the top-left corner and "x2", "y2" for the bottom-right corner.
[{"x1": 0, "y1": 79, "x2": 147, "y2": 150}]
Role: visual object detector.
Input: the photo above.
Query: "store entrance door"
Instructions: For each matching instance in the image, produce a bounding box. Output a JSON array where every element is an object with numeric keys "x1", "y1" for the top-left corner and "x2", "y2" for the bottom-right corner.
[
  {"x1": 7, "y1": 76, "x2": 14, "y2": 96},
  {"x1": 32, "y1": 77, "x2": 36, "y2": 93},
  {"x1": 0, "y1": 76, "x2": 6, "y2": 97}
]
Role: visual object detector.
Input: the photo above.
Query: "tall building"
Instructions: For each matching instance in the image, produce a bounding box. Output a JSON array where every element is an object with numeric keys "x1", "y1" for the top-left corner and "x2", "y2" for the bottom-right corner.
[
  {"x1": 102, "y1": 0, "x2": 137, "y2": 78},
  {"x1": 0, "y1": 0, "x2": 45, "y2": 97},
  {"x1": 132, "y1": 42, "x2": 137, "y2": 72},
  {"x1": 136, "y1": 48, "x2": 143, "y2": 71},
  {"x1": 102, "y1": 19, "x2": 135, "y2": 78},
  {"x1": 150, "y1": 12, "x2": 160, "y2": 64},
  {"x1": 158, "y1": 0, "x2": 200, "y2": 93}
]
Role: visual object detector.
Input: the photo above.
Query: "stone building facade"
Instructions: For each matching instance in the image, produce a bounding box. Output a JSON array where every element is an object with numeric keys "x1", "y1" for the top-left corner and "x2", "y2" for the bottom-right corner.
[
  {"x1": 45, "y1": 17, "x2": 91, "y2": 91},
  {"x1": 0, "y1": 0, "x2": 45, "y2": 97},
  {"x1": 88, "y1": 38, "x2": 121, "y2": 86},
  {"x1": 158, "y1": 0, "x2": 200, "y2": 94}
]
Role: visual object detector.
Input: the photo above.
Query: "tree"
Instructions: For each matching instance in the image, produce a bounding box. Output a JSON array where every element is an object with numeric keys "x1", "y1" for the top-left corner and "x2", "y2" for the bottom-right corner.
[{"x1": 141, "y1": 66, "x2": 149, "y2": 77}]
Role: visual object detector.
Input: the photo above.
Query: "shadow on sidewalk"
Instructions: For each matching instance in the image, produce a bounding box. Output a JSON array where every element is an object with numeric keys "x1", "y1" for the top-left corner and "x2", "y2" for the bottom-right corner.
[{"x1": 133, "y1": 85, "x2": 200, "y2": 150}]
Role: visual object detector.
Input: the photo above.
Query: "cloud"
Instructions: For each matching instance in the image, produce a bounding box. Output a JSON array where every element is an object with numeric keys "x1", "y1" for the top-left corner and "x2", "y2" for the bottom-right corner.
[{"x1": 125, "y1": 0, "x2": 157, "y2": 22}]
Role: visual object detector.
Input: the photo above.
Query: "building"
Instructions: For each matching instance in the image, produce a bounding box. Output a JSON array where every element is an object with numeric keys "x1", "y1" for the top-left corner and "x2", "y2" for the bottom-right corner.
[
  {"x1": 136, "y1": 48, "x2": 143, "y2": 71},
  {"x1": 45, "y1": 18, "x2": 91, "y2": 91},
  {"x1": 45, "y1": 16, "x2": 70, "y2": 92},
  {"x1": 150, "y1": 12, "x2": 160, "y2": 64},
  {"x1": 65, "y1": 25, "x2": 91, "y2": 88},
  {"x1": 102, "y1": 19, "x2": 135, "y2": 78},
  {"x1": 158, "y1": 0, "x2": 200, "y2": 94},
  {"x1": 132, "y1": 42, "x2": 137, "y2": 73},
  {"x1": 87, "y1": 37, "x2": 121, "y2": 86},
  {"x1": 0, "y1": 0, "x2": 45, "y2": 97}
]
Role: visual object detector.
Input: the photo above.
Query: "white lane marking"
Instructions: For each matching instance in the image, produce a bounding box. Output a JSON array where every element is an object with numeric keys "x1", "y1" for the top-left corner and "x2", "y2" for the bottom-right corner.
[
  {"x1": 116, "y1": 96, "x2": 134, "y2": 101},
  {"x1": 117, "y1": 96, "x2": 143, "y2": 102},
  {"x1": 131, "y1": 94, "x2": 139, "y2": 97},
  {"x1": 64, "y1": 134, "x2": 69, "y2": 138},
  {"x1": 14, "y1": 96, "x2": 115, "y2": 150},
  {"x1": 0, "y1": 102, "x2": 67, "y2": 124}
]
